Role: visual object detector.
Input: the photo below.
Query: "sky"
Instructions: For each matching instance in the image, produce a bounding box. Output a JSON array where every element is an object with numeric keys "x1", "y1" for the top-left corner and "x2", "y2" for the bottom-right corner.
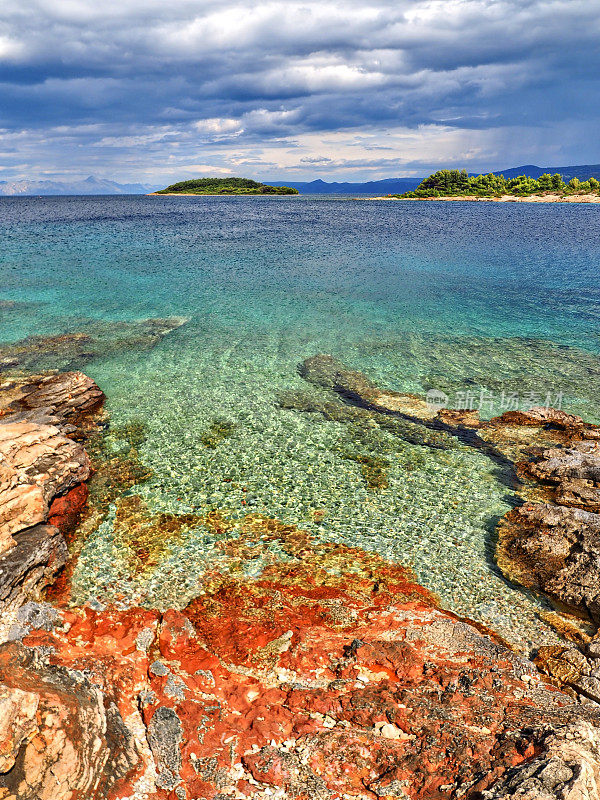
[{"x1": 1, "y1": 0, "x2": 600, "y2": 183}]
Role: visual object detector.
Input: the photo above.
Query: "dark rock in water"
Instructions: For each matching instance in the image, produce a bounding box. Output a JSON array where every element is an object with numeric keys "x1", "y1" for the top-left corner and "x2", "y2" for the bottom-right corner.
[
  {"x1": 279, "y1": 386, "x2": 456, "y2": 489},
  {"x1": 299, "y1": 353, "x2": 381, "y2": 398},
  {"x1": 298, "y1": 354, "x2": 600, "y2": 631},
  {"x1": 0, "y1": 316, "x2": 187, "y2": 374},
  {"x1": 0, "y1": 642, "x2": 139, "y2": 799},
  {"x1": 278, "y1": 388, "x2": 457, "y2": 450},
  {"x1": 199, "y1": 417, "x2": 236, "y2": 449},
  {"x1": 299, "y1": 354, "x2": 439, "y2": 420}
]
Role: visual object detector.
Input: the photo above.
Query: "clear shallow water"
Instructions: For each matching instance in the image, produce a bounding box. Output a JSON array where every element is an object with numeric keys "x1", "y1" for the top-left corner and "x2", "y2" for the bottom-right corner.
[{"x1": 2, "y1": 195, "x2": 600, "y2": 652}]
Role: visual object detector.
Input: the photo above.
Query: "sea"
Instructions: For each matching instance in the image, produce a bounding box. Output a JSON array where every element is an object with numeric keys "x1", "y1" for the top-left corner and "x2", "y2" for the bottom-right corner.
[{"x1": 2, "y1": 194, "x2": 600, "y2": 651}]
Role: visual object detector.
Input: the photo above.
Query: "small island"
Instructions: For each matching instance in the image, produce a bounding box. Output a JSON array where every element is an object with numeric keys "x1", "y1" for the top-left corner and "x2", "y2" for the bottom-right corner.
[
  {"x1": 371, "y1": 169, "x2": 600, "y2": 202},
  {"x1": 151, "y1": 177, "x2": 298, "y2": 195}
]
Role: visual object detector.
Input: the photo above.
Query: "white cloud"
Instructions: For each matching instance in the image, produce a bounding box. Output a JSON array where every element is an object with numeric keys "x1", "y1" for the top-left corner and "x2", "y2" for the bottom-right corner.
[{"x1": 1, "y1": 0, "x2": 599, "y2": 179}]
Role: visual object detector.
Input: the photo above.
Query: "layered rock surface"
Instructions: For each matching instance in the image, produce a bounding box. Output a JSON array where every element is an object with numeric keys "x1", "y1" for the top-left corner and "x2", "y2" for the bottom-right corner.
[
  {"x1": 0, "y1": 642, "x2": 139, "y2": 800},
  {"x1": 0, "y1": 371, "x2": 104, "y2": 629}
]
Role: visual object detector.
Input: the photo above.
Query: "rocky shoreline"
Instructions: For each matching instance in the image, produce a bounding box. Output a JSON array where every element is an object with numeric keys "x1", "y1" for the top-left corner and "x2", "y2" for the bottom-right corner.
[{"x1": 2, "y1": 357, "x2": 600, "y2": 797}]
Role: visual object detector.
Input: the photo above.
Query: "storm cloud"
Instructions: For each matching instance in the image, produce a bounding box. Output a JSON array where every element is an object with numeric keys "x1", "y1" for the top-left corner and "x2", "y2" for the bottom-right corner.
[{"x1": 1, "y1": 0, "x2": 599, "y2": 181}]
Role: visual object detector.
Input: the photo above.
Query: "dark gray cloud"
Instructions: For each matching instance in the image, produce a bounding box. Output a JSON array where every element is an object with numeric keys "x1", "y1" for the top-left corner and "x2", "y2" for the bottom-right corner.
[{"x1": 1, "y1": 0, "x2": 599, "y2": 180}]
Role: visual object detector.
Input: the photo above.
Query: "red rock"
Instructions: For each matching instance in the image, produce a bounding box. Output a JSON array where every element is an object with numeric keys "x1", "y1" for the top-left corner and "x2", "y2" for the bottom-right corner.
[
  {"x1": 48, "y1": 482, "x2": 88, "y2": 537},
  {"x1": 0, "y1": 553, "x2": 586, "y2": 800}
]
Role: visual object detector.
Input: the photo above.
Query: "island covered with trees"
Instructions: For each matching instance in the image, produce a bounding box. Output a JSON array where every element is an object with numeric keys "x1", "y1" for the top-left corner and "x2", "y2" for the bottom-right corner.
[
  {"x1": 152, "y1": 177, "x2": 298, "y2": 195},
  {"x1": 384, "y1": 169, "x2": 600, "y2": 201}
]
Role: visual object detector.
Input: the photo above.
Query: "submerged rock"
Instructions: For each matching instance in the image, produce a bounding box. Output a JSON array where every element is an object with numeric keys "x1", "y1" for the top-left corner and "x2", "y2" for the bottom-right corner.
[
  {"x1": 298, "y1": 354, "x2": 600, "y2": 631},
  {"x1": 300, "y1": 354, "x2": 437, "y2": 419},
  {"x1": 0, "y1": 316, "x2": 187, "y2": 375}
]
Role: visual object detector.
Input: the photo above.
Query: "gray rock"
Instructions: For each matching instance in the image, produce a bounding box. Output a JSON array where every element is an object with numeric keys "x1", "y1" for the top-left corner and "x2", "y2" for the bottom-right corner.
[
  {"x1": 147, "y1": 706, "x2": 183, "y2": 790},
  {"x1": 0, "y1": 525, "x2": 67, "y2": 624},
  {"x1": 149, "y1": 661, "x2": 169, "y2": 677},
  {"x1": 7, "y1": 601, "x2": 61, "y2": 640},
  {"x1": 483, "y1": 720, "x2": 600, "y2": 799}
]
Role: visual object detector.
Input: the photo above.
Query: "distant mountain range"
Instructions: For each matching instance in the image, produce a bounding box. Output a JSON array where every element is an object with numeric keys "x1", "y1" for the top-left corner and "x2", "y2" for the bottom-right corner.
[
  {"x1": 271, "y1": 178, "x2": 423, "y2": 194},
  {"x1": 281, "y1": 166, "x2": 600, "y2": 193},
  {"x1": 2, "y1": 165, "x2": 600, "y2": 196},
  {"x1": 491, "y1": 164, "x2": 600, "y2": 181},
  {"x1": 0, "y1": 175, "x2": 157, "y2": 196}
]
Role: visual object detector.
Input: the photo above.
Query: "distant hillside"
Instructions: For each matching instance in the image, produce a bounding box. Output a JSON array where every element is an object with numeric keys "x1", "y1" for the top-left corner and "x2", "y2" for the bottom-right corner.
[
  {"x1": 490, "y1": 164, "x2": 600, "y2": 181},
  {"x1": 0, "y1": 176, "x2": 157, "y2": 196},
  {"x1": 154, "y1": 177, "x2": 298, "y2": 195},
  {"x1": 271, "y1": 178, "x2": 423, "y2": 194}
]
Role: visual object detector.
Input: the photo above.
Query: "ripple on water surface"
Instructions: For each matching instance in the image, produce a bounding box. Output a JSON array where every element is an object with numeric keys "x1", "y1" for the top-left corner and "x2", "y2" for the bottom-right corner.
[
  {"x1": 72, "y1": 324, "x2": 587, "y2": 654},
  {"x1": 4, "y1": 196, "x2": 600, "y2": 653}
]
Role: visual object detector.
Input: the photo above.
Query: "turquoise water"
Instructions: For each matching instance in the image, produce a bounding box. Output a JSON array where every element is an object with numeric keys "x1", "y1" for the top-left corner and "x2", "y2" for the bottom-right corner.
[{"x1": 2, "y1": 195, "x2": 600, "y2": 652}]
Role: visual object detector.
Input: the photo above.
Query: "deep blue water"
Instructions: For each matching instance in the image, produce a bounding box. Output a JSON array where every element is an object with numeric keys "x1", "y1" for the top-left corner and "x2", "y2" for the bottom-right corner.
[{"x1": 2, "y1": 194, "x2": 600, "y2": 649}]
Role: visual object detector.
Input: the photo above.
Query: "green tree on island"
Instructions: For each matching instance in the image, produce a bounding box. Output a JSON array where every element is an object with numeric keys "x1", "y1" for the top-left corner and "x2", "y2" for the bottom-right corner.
[
  {"x1": 396, "y1": 169, "x2": 600, "y2": 198},
  {"x1": 155, "y1": 177, "x2": 298, "y2": 195}
]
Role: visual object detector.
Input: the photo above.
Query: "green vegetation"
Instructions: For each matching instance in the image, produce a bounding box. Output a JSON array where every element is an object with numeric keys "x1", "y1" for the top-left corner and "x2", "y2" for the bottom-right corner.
[
  {"x1": 155, "y1": 177, "x2": 298, "y2": 195},
  {"x1": 200, "y1": 417, "x2": 236, "y2": 448},
  {"x1": 396, "y1": 169, "x2": 600, "y2": 198}
]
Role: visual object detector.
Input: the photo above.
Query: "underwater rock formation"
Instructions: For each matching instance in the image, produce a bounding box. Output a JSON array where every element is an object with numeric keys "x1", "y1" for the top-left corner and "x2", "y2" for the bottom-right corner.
[
  {"x1": 300, "y1": 353, "x2": 438, "y2": 420},
  {"x1": 299, "y1": 354, "x2": 600, "y2": 631},
  {"x1": 0, "y1": 316, "x2": 187, "y2": 375}
]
